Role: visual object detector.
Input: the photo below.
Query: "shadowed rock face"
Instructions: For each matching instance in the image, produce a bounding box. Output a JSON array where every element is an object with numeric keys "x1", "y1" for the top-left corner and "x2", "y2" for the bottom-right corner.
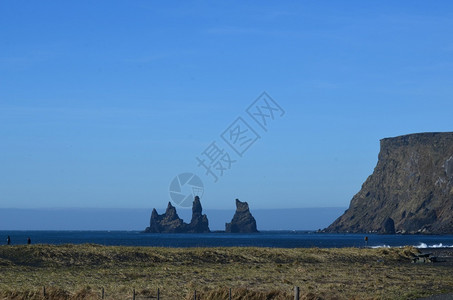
[
  {"x1": 144, "y1": 196, "x2": 210, "y2": 233},
  {"x1": 146, "y1": 203, "x2": 184, "y2": 233},
  {"x1": 382, "y1": 218, "x2": 396, "y2": 234},
  {"x1": 326, "y1": 132, "x2": 453, "y2": 234},
  {"x1": 225, "y1": 199, "x2": 258, "y2": 233},
  {"x1": 186, "y1": 196, "x2": 210, "y2": 233}
]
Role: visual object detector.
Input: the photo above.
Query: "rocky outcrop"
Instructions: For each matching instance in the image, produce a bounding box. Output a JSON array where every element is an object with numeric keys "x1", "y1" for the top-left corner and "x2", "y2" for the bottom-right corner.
[
  {"x1": 225, "y1": 199, "x2": 258, "y2": 233},
  {"x1": 326, "y1": 132, "x2": 453, "y2": 234},
  {"x1": 381, "y1": 217, "x2": 396, "y2": 234},
  {"x1": 145, "y1": 202, "x2": 185, "y2": 233},
  {"x1": 144, "y1": 196, "x2": 210, "y2": 233},
  {"x1": 186, "y1": 196, "x2": 210, "y2": 233}
]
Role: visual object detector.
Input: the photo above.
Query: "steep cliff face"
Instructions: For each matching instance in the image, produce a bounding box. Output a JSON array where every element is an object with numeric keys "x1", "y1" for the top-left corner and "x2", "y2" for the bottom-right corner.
[
  {"x1": 327, "y1": 132, "x2": 453, "y2": 234},
  {"x1": 144, "y1": 196, "x2": 210, "y2": 233},
  {"x1": 225, "y1": 199, "x2": 258, "y2": 233}
]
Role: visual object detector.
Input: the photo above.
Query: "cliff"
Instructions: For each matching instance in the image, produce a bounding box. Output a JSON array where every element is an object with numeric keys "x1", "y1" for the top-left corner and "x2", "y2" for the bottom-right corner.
[
  {"x1": 144, "y1": 196, "x2": 210, "y2": 233},
  {"x1": 225, "y1": 199, "x2": 259, "y2": 233},
  {"x1": 326, "y1": 132, "x2": 453, "y2": 234}
]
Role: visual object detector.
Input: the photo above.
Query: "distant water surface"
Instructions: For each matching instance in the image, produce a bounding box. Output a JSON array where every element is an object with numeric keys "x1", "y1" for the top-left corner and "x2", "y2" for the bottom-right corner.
[{"x1": 1, "y1": 231, "x2": 453, "y2": 248}]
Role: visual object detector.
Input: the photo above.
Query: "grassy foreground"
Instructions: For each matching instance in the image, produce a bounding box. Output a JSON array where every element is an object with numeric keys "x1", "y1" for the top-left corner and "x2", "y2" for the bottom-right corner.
[{"x1": 0, "y1": 245, "x2": 452, "y2": 299}]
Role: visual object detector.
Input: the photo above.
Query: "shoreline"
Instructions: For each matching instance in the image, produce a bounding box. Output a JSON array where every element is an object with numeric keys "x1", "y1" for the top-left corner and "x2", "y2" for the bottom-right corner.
[{"x1": 1, "y1": 230, "x2": 453, "y2": 248}]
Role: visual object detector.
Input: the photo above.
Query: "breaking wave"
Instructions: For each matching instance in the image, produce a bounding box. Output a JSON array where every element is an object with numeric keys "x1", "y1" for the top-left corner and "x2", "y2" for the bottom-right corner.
[
  {"x1": 415, "y1": 243, "x2": 453, "y2": 249},
  {"x1": 371, "y1": 243, "x2": 453, "y2": 249},
  {"x1": 371, "y1": 245, "x2": 391, "y2": 249}
]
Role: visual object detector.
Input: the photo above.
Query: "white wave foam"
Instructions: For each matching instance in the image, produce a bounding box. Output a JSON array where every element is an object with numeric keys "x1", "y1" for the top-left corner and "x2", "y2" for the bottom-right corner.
[
  {"x1": 415, "y1": 243, "x2": 453, "y2": 249},
  {"x1": 370, "y1": 243, "x2": 453, "y2": 249},
  {"x1": 416, "y1": 243, "x2": 428, "y2": 248},
  {"x1": 371, "y1": 245, "x2": 391, "y2": 249}
]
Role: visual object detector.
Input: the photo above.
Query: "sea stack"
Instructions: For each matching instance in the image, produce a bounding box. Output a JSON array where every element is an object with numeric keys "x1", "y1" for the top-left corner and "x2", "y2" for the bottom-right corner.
[
  {"x1": 225, "y1": 199, "x2": 259, "y2": 233},
  {"x1": 186, "y1": 196, "x2": 210, "y2": 233},
  {"x1": 326, "y1": 132, "x2": 453, "y2": 234},
  {"x1": 144, "y1": 196, "x2": 210, "y2": 233},
  {"x1": 145, "y1": 202, "x2": 185, "y2": 233}
]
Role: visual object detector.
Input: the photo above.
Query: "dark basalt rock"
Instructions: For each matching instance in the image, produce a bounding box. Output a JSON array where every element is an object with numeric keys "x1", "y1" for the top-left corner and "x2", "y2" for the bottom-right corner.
[
  {"x1": 326, "y1": 132, "x2": 453, "y2": 234},
  {"x1": 144, "y1": 196, "x2": 210, "y2": 233},
  {"x1": 145, "y1": 202, "x2": 184, "y2": 233},
  {"x1": 382, "y1": 217, "x2": 396, "y2": 234},
  {"x1": 186, "y1": 196, "x2": 210, "y2": 233},
  {"x1": 225, "y1": 199, "x2": 258, "y2": 233}
]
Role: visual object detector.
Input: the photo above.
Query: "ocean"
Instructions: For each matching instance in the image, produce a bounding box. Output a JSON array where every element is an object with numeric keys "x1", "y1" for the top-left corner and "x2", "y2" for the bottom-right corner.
[{"x1": 1, "y1": 231, "x2": 453, "y2": 248}]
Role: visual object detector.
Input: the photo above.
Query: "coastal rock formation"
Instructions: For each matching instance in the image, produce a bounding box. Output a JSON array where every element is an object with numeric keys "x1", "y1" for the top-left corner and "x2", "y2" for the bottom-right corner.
[
  {"x1": 145, "y1": 202, "x2": 184, "y2": 233},
  {"x1": 381, "y1": 217, "x2": 396, "y2": 234},
  {"x1": 144, "y1": 196, "x2": 210, "y2": 233},
  {"x1": 225, "y1": 199, "x2": 258, "y2": 233},
  {"x1": 186, "y1": 196, "x2": 210, "y2": 233},
  {"x1": 326, "y1": 132, "x2": 453, "y2": 234}
]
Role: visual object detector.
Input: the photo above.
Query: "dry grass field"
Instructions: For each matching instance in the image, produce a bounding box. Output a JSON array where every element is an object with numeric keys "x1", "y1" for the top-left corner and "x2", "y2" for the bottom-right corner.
[{"x1": 0, "y1": 244, "x2": 452, "y2": 299}]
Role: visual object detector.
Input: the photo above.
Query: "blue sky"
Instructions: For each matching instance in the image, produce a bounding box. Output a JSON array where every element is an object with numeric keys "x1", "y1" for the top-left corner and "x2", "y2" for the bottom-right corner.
[{"x1": 1, "y1": 1, "x2": 452, "y2": 212}]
